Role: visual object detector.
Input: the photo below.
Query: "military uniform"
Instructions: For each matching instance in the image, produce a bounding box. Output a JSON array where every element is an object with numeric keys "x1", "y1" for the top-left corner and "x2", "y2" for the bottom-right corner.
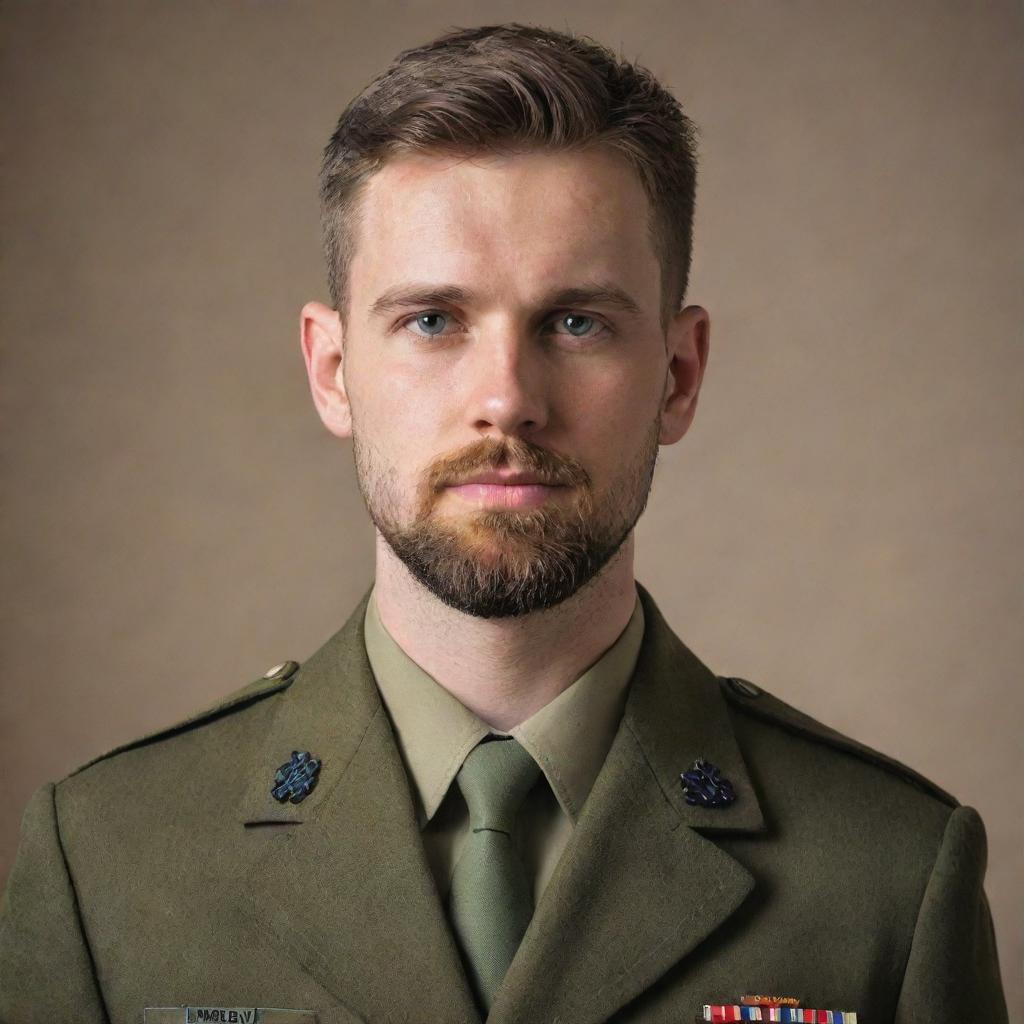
[{"x1": 0, "y1": 583, "x2": 1008, "y2": 1022}]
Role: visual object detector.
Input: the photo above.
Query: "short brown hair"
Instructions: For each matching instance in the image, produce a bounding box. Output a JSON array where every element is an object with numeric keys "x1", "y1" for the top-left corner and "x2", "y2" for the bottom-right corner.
[{"x1": 320, "y1": 23, "x2": 699, "y2": 326}]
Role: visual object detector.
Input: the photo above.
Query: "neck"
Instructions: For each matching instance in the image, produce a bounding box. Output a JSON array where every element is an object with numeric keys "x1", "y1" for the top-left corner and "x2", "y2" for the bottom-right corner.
[{"x1": 371, "y1": 534, "x2": 639, "y2": 731}]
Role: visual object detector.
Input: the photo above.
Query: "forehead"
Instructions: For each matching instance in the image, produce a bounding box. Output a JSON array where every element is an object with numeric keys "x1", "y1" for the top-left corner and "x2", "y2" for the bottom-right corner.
[{"x1": 347, "y1": 146, "x2": 661, "y2": 312}]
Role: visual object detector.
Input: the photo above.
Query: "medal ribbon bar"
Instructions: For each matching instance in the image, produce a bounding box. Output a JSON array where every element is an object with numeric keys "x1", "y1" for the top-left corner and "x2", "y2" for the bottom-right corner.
[{"x1": 701, "y1": 1008, "x2": 857, "y2": 1023}]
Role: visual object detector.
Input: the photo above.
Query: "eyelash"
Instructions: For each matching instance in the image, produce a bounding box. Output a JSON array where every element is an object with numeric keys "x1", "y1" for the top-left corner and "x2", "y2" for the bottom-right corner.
[{"x1": 396, "y1": 310, "x2": 611, "y2": 341}]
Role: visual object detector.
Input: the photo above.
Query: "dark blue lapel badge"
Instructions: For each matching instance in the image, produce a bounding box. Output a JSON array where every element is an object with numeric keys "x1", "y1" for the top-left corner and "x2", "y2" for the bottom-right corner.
[
  {"x1": 271, "y1": 750, "x2": 321, "y2": 804},
  {"x1": 681, "y1": 757, "x2": 736, "y2": 808}
]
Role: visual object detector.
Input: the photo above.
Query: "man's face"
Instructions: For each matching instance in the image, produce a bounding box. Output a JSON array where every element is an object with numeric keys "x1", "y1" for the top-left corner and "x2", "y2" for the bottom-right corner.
[{"x1": 305, "y1": 146, "x2": 707, "y2": 617}]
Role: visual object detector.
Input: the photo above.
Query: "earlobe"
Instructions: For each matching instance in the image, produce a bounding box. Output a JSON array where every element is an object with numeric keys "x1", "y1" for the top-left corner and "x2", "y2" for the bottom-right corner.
[
  {"x1": 659, "y1": 305, "x2": 710, "y2": 445},
  {"x1": 300, "y1": 300, "x2": 353, "y2": 439}
]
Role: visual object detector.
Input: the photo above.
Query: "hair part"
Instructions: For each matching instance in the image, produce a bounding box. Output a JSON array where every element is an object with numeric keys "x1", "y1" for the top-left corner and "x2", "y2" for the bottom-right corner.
[{"x1": 320, "y1": 23, "x2": 699, "y2": 328}]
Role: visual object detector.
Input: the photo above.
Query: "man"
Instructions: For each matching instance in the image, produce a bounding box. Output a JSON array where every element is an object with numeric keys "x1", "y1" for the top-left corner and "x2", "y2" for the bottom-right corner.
[{"x1": 0, "y1": 22, "x2": 1008, "y2": 1024}]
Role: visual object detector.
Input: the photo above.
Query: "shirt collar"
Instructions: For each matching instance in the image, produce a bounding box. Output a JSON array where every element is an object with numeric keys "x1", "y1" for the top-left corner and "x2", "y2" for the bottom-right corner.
[{"x1": 363, "y1": 587, "x2": 645, "y2": 827}]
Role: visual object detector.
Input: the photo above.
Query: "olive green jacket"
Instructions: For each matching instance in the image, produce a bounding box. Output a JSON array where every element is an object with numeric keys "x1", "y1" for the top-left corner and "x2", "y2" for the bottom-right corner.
[{"x1": 0, "y1": 584, "x2": 1007, "y2": 1023}]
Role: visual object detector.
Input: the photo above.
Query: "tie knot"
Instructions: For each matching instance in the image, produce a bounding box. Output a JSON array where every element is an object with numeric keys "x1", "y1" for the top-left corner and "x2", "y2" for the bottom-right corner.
[{"x1": 455, "y1": 737, "x2": 540, "y2": 835}]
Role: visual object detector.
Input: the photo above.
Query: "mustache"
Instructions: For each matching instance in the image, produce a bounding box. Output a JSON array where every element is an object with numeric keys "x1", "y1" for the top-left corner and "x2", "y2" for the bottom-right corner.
[{"x1": 425, "y1": 437, "x2": 590, "y2": 491}]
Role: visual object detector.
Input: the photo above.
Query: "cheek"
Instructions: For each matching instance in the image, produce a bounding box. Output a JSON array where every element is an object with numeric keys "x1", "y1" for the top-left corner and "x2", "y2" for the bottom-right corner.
[
  {"x1": 565, "y1": 367, "x2": 660, "y2": 445},
  {"x1": 349, "y1": 350, "x2": 429, "y2": 445},
  {"x1": 356, "y1": 391, "x2": 447, "y2": 503}
]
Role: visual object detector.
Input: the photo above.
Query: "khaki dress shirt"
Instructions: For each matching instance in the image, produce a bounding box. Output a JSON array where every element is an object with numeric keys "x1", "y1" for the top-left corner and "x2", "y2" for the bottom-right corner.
[{"x1": 363, "y1": 588, "x2": 645, "y2": 905}]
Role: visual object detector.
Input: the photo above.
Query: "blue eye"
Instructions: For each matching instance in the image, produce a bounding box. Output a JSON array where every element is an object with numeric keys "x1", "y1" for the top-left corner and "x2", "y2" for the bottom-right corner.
[
  {"x1": 557, "y1": 314, "x2": 597, "y2": 337},
  {"x1": 407, "y1": 312, "x2": 450, "y2": 336}
]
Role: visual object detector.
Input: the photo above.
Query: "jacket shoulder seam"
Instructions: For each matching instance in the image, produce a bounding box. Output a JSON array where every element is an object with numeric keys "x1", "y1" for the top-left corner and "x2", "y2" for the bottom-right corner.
[
  {"x1": 720, "y1": 676, "x2": 958, "y2": 808},
  {"x1": 66, "y1": 674, "x2": 295, "y2": 779}
]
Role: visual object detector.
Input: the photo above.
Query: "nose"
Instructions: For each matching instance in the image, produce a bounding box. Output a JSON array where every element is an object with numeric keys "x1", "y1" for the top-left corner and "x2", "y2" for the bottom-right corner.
[{"x1": 463, "y1": 325, "x2": 550, "y2": 438}]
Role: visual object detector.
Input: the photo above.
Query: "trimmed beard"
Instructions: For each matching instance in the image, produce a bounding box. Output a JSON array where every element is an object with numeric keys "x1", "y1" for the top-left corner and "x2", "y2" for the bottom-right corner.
[{"x1": 352, "y1": 421, "x2": 660, "y2": 618}]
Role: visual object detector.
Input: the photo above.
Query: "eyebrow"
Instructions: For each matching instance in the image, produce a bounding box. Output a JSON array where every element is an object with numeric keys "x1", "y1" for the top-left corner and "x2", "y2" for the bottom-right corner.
[
  {"x1": 367, "y1": 280, "x2": 643, "y2": 319},
  {"x1": 369, "y1": 284, "x2": 473, "y2": 319}
]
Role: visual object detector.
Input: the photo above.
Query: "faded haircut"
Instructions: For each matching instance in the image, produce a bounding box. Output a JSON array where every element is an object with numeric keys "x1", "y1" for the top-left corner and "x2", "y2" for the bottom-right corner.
[{"x1": 320, "y1": 23, "x2": 699, "y2": 327}]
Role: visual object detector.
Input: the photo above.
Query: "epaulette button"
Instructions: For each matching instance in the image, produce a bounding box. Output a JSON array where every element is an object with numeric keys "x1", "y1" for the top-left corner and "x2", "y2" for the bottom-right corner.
[
  {"x1": 725, "y1": 676, "x2": 762, "y2": 699},
  {"x1": 263, "y1": 660, "x2": 300, "y2": 681}
]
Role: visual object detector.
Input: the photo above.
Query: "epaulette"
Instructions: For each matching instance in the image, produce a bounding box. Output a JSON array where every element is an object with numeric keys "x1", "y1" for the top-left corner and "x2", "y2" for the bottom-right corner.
[
  {"x1": 719, "y1": 675, "x2": 958, "y2": 808},
  {"x1": 67, "y1": 660, "x2": 301, "y2": 778}
]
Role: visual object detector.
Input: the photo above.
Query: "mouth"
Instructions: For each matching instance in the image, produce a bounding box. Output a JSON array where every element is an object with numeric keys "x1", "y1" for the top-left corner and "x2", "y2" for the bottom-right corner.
[{"x1": 444, "y1": 470, "x2": 571, "y2": 509}]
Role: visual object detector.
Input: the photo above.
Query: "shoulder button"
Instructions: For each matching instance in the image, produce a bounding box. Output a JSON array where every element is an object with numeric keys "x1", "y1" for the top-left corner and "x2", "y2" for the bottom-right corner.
[
  {"x1": 263, "y1": 660, "x2": 300, "y2": 681},
  {"x1": 725, "y1": 676, "x2": 762, "y2": 699}
]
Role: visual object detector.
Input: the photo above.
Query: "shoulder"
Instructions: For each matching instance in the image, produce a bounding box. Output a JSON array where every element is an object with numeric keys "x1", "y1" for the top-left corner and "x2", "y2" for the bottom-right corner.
[
  {"x1": 718, "y1": 674, "x2": 958, "y2": 809},
  {"x1": 45, "y1": 658, "x2": 307, "y2": 860},
  {"x1": 61, "y1": 659, "x2": 301, "y2": 785}
]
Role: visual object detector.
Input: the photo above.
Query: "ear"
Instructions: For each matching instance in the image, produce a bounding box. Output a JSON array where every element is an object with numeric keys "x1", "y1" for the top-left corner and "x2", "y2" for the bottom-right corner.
[
  {"x1": 300, "y1": 300, "x2": 352, "y2": 439},
  {"x1": 659, "y1": 305, "x2": 710, "y2": 445}
]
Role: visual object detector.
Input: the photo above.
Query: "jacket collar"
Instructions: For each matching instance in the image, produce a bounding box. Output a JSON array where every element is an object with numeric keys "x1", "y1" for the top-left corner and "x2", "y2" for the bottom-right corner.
[
  {"x1": 232, "y1": 581, "x2": 764, "y2": 1023},
  {"x1": 622, "y1": 582, "x2": 765, "y2": 834}
]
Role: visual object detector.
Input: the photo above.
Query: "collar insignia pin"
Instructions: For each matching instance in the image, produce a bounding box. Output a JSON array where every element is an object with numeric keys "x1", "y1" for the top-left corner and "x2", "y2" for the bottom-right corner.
[
  {"x1": 681, "y1": 756, "x2": 736, "y2": 808},
  {"x1": 271, "y1": 750, "x2": 321, "y2": 804}
]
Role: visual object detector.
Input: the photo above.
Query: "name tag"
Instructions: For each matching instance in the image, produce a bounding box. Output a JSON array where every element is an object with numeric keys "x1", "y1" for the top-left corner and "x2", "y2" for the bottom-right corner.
[{"x1": 145, "y1": 1009, "x2": 317, "y2": 1024}]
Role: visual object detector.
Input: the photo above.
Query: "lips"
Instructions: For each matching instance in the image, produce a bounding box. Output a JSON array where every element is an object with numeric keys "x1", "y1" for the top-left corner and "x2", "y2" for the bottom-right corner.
[
  {"x1": 450, "y1": 470, "x2": 561, "y2": 487},
  {"x1": 444, "y1": 469, "x2": 569, "y2": 510}
]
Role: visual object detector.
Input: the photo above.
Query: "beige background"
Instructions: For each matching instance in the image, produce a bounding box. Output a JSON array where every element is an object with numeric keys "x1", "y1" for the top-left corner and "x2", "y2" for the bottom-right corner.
[{"x1": 2, "y1": 0, "x2": 1021, "y2": 1014}]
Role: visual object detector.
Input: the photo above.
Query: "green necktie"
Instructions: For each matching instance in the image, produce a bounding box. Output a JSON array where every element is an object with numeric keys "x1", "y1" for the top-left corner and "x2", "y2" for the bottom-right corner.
[{"x1": 447, "y1": 736, "x2": 542, "y2": 1013}]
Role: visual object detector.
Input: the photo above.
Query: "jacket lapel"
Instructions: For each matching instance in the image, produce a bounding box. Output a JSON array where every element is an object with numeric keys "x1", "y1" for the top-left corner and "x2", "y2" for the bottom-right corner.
[
  {"x1": 488, "y1": 584, "x2": 766, "y2": 1024},
  {"x1": 230, "y1": 588, "x2": 480, "y2": 1023}
]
